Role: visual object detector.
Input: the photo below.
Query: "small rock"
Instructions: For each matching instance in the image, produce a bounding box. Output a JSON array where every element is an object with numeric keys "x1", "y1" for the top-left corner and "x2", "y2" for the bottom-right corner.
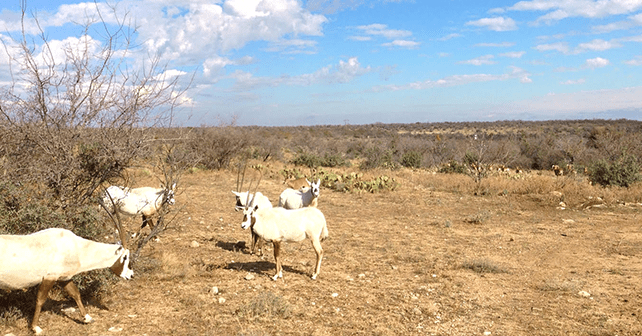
[
  {"x1": 245, "y1": 273, "x2": 255, "y2": 281},
  {"x1": 578, "y1": 290, "x2": 591, "y2": 297},
  {"x1": 108, "y1": 326, "x2": 123, "y2": 332},
  {"x1": 62, "y1": 307, "x2": 76, "y2": 313},
  {"x1": 563, "y1": 219, "x2": 575, "y2": 224},
  {"x1": 5, "y1": 333, "x2": 17, "y2": 336},
  {"x1": 210, "y1": 286, "x2": 219, "y2": 295},
  {"x1": 412, "y1": 307, "x2": 422, "y2": 315},
  {"x1": 358, "y1": 273, "x2": 366, "y2": 278},
  {"x1": 484, "y1": 332, "x2": 492, "y2": 336},
  {"x1": 218, "y1": 297, "x2": 226, "y2": 304},
  {"x1": 331, "y1": 293, "x2": 339, "y2": 298},
  {"x1": 190, "y1": 241, "x2": 200, "y2": 248}
]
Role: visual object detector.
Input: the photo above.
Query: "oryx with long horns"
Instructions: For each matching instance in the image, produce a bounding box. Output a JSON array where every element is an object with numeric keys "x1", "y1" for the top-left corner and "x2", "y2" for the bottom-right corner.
[{"x1": 0, "y1": 207, "x2": 133, "y2": 334}]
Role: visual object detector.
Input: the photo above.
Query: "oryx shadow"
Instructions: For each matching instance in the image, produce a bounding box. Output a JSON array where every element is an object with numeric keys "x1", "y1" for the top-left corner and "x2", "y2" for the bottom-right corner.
[
  {"x1": 0, "y1": 287, "x2": 110, "y2": 327},
  {"x1": 215, "y1": 240, "x2": 250, "y2": 254},
  {"x1": 223, "y1": 260, "x2": 305, "y2": 278}
]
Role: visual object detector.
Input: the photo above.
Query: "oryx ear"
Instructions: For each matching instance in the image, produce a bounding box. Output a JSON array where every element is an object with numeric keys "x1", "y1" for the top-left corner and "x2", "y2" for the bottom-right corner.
[
  {"x1": 306, "y1": 179, "x2": 311, "y2": 184},
  {"x1": 316, "y1": 179, "x2": 321, "y2": 185},
  {"x1": 232, "y1": 191, "x2": 240, "y2": 196}
]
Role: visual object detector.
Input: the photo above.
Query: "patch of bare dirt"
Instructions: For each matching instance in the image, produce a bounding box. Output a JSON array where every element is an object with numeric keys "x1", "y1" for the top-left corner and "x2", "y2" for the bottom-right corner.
[{"x1": 3, "y1": 166, "x2": 641, "y2": 336}]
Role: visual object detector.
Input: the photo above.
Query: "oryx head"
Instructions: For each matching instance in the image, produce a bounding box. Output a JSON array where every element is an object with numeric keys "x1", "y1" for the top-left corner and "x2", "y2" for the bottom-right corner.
[
  {"x1": 239, "y1": 165, "x2": 262, "y2": 230},
  {"x1": 307, "y1": 179, "x2": 321, "y2": 198},
  {"x1": 107, "y1": 208, "x2": 134, "y2": 279},
  {"x1": 110, "y1": 247, "x2": 134, "y2": 279},
  {"x1": 232, "y1": 191, "x2": 249, "y2": 211},
  {"x1": 162, "y1": 182, "x2": 177, "y2": 206},
  {"x1": 240, "y1": 201, "x2": 258, "y2": 230}
]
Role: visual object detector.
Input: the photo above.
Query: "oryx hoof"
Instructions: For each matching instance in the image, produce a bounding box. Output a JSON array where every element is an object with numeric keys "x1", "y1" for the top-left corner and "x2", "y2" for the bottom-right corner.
[
  {"x1": 33, "y1": 326, "x2": 43, "y2": 334},
  {"x1": 311, "y1": 274, "x2": 318, "y2": 280},
  {"x1": 271, "y1": 271, "x2": 283, "y2": 281},
  {"x1": 83, "y1": 314, "x2": 94, "y2": 324}
]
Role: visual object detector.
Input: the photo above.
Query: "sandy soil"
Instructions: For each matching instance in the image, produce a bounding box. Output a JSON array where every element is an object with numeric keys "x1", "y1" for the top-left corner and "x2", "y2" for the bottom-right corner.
[{"x1": 2, "y1": 166, "x2": 641, "y2": 336}]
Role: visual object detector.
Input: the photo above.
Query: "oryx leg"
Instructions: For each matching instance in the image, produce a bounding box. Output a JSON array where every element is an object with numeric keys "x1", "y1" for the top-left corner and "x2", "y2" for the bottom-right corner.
[
  {"x1": 32, "y1": 279, "x2": 56, "y2": 334},
  {"x1": 311, "y1": 238, "x2": 324, "y2": 280},
  {"x1": 272, "y1": 241, "x2": 283, "y2": 281},
  {"x1": 251, "y1": 231, "x2": 263, "y2": 256},
  {"x1": 141, "y1": 214, "x2": 154, "y2": 230},
  {"x1": 61, "y1": 280, "x2": 93, "y2": 324}
]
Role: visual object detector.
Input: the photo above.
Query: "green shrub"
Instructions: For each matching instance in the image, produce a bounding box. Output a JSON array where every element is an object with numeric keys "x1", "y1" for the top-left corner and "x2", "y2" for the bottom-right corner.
[
  {"x1": 322, "y1": 153, "x2": 349, "y2": 167},
  {"x1": 360, "y1": 147, "x2": 399, "y2": 170},
  {"x1": 318, "y1": 170, "x2": 399, "y2": 193},
  {"x1": 292, "y1": 151, "x2": 322, "y2": 168},
  {"x1": 439, "y1": 160, "x2": 468, "y2": 174},
  {"x1": 401, "y1": 151, "x2": 422, "y2": 168},
  {"x1": 588, "y1": 153, "x2": 641, "y2": 187}
]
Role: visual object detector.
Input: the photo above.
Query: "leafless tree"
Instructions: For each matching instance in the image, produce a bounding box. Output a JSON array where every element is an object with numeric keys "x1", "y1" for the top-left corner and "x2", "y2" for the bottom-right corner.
[{"x1": 0, "y1": 2, "x2": 188, "y2": 246}]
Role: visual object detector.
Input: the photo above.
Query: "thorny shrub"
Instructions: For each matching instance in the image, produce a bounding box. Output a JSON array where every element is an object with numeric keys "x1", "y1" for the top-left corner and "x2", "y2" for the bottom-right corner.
[{"x1": 588, "y1": 153, "x2": 641, "y2": 188}]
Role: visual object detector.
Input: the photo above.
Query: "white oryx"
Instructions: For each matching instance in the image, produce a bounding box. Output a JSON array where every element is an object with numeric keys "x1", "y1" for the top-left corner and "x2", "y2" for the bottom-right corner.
[
  {"x1": 241, "y1": 196, "x2": 329, "y2": 280},
  {"x1": 102, "y1": 183, "x2": 176, "y2": 236},
  {"x1": 278, "y1": 179, "x2": 321, "y2": 209},
  {"x1": 232, "y1": 190, "x2": 273, "y2": 255},
  {"x1": 232, "y1": 191, "x2": 273, "y2": 212},
  {"x1": 0, "y1": 227, "x2": 133, "y2": 334}
]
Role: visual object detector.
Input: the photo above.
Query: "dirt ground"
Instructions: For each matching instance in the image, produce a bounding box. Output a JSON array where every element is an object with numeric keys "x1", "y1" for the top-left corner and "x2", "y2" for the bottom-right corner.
[{"x1": 2, "y1": 165, "x2": 642, "y2": 336}]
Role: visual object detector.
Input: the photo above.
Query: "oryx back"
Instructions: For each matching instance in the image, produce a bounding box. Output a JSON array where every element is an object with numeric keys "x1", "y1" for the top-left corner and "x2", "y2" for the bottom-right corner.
[{"x1": 0, "y1": 228, "x2": 128, "y2": 290}]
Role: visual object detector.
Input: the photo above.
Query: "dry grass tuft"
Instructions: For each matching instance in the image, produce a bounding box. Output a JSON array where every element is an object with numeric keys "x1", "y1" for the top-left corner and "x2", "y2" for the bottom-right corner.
[
  {"x1": 462, "y1": 258, "x2": 508, "y2": 274},
  {"x1": 157, "y1": 251, "x2": 193, "y2": 280},
  {"x1": 538, "y1": 278, "x2": 583, "y2": 292},
  {"x1": 237, "y1": 291, "x2": 292, "y2": 320}
]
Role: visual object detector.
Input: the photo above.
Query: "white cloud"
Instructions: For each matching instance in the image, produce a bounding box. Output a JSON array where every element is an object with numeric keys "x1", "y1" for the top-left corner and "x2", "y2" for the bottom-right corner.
[
  {"x1": 576, "y1": 39, "x2": 622, "y2": 52},
  {"x1": 32, "y1": 35, "x2": 103, "y2": 68},
  {"x1": 203, "y1": 55, "x2": 255, "y2": 78},
  {"x1": 499, "y1": 51, "x2": 526, "y2": 58},
  {"x1": 47, "y1": 2, "x2": 120, "y2": 27},
  {"x1": 374, "y1": 66, "x2": 531, "y2": 91},
  {"x1": 534, "y1": 42, "x2": 570, "y2": 54},
  {"x1": 230, "y1": 57, "x2": 372, "y2": 90},
  {"x1": 381, "y1": 40, "x2": 420, "y2": 48},
  {"x1": 505, "y1": 0, "x2": 642, "y2": 25},
  {"x1": 438, "y1": 33, "x2": 463, "y2": 41},
  {"x1": 592, "y1": 20, "x2": 634, "y2": 33},
  {"x1": 561, "y1": 78, "x2": 586, "y2": 85},
  {"x1": 619, "y1": 34, "x2": 642, "y2": 42},
  {"x1": 585, "y1": 57, "x2": 610, "y2": 68},
  {"x1": 264, "y1": 39, "x2": 319, "y2": 54},
  {"x1": 348, "y1": 36, "x2": 372, "y2": 41},
  {"x1": 127, "y1": 0, "x2": 327, "y2": 60},
  {"x1": 465, "y1": 17, "x2": 518, "y2": 31},
  {"x1": 458, "y1": 55, "x2": 496, "y2": 65},
  {"x1": 355, "y1": 23, "x2": 413, "y2": 39},
  {"x1": 474, "y1": 42, "x2": 516, "y2": 47},
  {"x1": 507, "y1": 86, "x2": 642, "y2": 116},
  {"x1": 624, "y1": 56, "x2": 642, "y2": 66}
]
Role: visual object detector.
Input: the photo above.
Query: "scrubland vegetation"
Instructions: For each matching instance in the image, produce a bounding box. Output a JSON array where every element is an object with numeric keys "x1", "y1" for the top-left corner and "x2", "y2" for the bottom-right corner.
[{"x1": 1, "y1": 7, "x2": 641, "y2": 333}]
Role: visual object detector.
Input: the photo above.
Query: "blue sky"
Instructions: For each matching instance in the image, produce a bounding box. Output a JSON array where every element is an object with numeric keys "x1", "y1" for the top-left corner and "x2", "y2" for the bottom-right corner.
[{"x1": 1, "y1": 0, "x2": 642, "y2": 126}]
